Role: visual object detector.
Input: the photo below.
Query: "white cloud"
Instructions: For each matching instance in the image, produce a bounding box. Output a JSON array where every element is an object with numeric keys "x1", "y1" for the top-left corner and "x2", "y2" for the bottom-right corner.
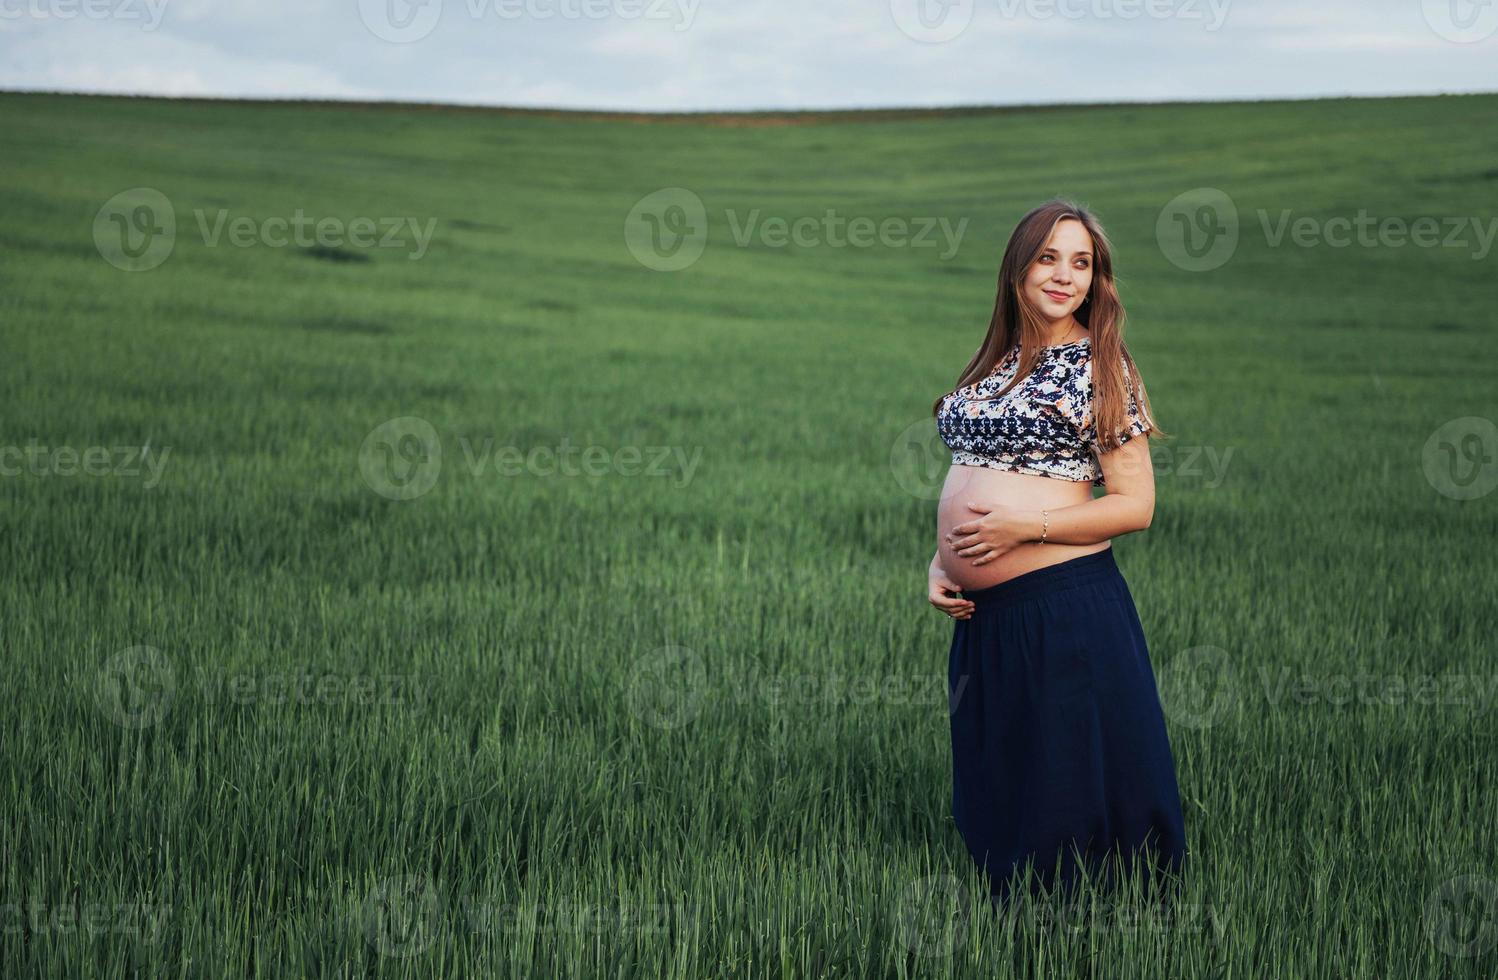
[
  {"x1": 0, "y1": 22, "x2": 374, "y2": 97},
  {"x1": 0, "y1": 0, "x2": 1491, "y2": 109}
]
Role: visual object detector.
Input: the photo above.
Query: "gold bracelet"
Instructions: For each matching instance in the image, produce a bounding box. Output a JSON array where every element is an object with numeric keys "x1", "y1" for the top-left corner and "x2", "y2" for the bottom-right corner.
[{"x1": 1040, "y1": 509, "x2": 1049, "y2": 544}]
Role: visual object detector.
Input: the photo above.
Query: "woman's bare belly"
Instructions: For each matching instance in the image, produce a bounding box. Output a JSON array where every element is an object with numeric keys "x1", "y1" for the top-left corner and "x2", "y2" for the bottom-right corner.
[{"x1": 936, "y1": 464, "x2": 1110, "y2": 593}]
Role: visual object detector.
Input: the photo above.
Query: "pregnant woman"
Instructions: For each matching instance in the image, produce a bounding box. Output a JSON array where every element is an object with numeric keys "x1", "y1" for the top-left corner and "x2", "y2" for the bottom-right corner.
[{"x1": 927, "y1": 199, "x2": 1187, "y2": 904}]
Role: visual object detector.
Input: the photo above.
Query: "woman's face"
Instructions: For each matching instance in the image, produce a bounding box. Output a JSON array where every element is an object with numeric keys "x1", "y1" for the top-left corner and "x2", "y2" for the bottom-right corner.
[{"x1": 1024, "y1": 218, "x2": 1095, "y2": 321}]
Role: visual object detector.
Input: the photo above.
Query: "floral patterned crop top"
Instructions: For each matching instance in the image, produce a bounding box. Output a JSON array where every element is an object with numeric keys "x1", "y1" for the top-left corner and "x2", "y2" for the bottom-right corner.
[{"x1": 935, "y1": 337, "x2": 1152, "y2": 487}]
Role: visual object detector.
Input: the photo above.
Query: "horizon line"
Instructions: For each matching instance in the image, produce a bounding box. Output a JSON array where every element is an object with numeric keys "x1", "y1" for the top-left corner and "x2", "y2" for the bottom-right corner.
[{"x1": 2, "y1": 86, "x2": 1495, "y2": 125}]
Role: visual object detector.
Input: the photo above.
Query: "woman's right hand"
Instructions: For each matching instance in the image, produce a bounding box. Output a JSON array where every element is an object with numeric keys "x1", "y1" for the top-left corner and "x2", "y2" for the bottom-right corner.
[{"x1": 928, "y1": 558, "x2": 975, "y2": 620}]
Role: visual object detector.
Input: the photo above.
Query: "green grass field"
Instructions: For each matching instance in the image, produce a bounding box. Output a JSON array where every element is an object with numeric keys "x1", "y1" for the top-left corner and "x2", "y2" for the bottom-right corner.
[{"x1": 2, "y1": 90, "x2": 1497, "y2": 977}]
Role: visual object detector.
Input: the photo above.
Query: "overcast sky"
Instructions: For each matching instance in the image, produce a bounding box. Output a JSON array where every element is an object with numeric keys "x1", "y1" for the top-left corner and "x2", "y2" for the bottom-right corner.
[{"x1": 1, "y1": 0, "x2": 1495, "y2": 111}]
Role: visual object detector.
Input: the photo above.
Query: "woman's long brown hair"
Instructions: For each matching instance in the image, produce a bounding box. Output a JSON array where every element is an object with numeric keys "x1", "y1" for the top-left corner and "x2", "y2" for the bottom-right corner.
[{"x1": 931, "y1": 199, "x2": 1167, "y2": 454}]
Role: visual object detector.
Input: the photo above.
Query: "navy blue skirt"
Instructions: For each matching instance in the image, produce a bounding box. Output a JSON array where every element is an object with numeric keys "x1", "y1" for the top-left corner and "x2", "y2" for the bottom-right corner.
[{"x1": 948, "y1": 547, "x2": 1187, "y2": 902}]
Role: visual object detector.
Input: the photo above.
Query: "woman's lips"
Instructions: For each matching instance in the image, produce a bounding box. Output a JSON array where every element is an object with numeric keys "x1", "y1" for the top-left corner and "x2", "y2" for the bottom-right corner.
[{"x1": 1043, "y1": 290, "x2": 1071, "y2": 302}]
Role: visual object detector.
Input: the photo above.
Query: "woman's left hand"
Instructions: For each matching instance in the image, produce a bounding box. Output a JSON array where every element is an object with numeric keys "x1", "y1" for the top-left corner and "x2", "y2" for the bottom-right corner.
[{"x1": 947, "y1": 501, "x2": 1035, "y2": 566}]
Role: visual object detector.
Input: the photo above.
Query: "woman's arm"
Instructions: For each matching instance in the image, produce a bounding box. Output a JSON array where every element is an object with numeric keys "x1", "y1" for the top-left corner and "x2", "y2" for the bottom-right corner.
[
  {"x1": 948, "y1": 436, "x2": 1156, "y2": 563},
  {"x1": 928, "y1": 549, "x2": 975, "y2": 618}
]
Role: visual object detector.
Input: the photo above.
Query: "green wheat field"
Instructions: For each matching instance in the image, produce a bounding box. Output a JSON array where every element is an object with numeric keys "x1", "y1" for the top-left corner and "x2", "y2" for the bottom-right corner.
[{"x1": 2, "y1": 91, "x2": 1496, "y2": 977}]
